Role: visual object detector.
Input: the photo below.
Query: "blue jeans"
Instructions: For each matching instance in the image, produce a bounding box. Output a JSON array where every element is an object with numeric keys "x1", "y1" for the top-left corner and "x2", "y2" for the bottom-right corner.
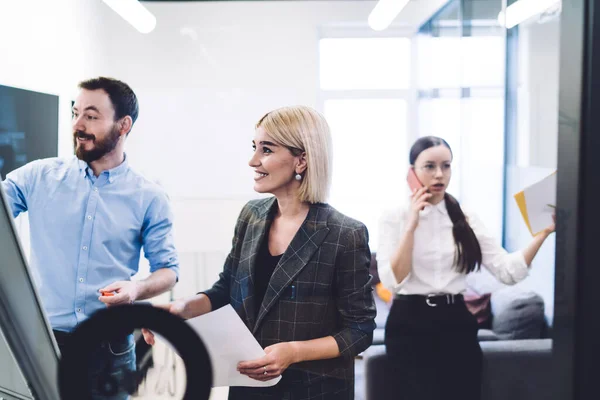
[
  {"x1": 88, "y1": 334, "x2": 137, "y2": 400},
  {"x1": 55, "y1": 331, "x2": 137, "y2": 400}
]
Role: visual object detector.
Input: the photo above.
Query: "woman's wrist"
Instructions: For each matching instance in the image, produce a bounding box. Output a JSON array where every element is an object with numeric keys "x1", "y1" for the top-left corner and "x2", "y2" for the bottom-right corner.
[
  {"x1": 181, "y1": 294, "x2": 204, "y2": 319},
  {"x1": 405, "y1": 222, "x2": 417, "y2": 234},
  {"x1": 288, "y1": 341, "x2": 302, "y2": 363},
  {"x1": 538, "y1": 228, "x2": 552, "y2": 239}
]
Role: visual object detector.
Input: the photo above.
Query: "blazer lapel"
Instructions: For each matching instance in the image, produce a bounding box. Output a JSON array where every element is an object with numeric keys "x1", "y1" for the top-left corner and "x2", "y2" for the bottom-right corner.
[
  {"x1": 238, "y1": 197, "x2": 276, "y2": 331},
  {"x1": 253, "y1": 203, "x2": 331, "y2": 334}
]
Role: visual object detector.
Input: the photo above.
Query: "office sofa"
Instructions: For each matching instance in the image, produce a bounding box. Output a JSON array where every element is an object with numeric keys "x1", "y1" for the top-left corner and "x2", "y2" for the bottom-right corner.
[{"x1": 363, "y1": 339, "x2": 553, "y2": 400}]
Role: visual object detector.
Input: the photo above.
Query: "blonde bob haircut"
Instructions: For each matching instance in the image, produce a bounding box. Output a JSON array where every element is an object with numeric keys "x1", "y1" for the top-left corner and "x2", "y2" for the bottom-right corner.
[{"x1": 256, "y1": 106, "x2": 332, "y2": 204}]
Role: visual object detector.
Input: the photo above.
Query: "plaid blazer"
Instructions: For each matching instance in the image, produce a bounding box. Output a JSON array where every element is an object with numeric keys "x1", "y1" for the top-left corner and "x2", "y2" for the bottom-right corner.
[{"x1": 203, "y1": 197, "x2": 376, "y2": 383}]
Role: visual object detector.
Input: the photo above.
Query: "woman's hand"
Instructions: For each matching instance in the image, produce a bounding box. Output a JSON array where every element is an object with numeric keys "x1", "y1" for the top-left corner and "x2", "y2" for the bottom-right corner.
[
  {"x1": 542, "y1": 213, "x2": 556, "y2": 235},
  {"x1": 237, "y1": 342, "x2": 299, "y2": 381},
  {"x1": 141, "y1": 299, "x2": 187, "y2": 345},
  {"x1": 406, "y1": 187, "x2": 431, "y2": 231},
  {"x1": 523, "y1": 213, "x2": 557, "y2": 265}
]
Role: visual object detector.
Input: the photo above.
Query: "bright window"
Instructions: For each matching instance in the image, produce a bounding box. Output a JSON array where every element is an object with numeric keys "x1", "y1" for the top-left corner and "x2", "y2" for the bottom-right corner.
[
  {"x1": 319, "y1": 38, "x2": 411, "y2": 90},
  {"x1": 461, "y1": 36, "x2": 505, "y2": 87},
  {"x1": 325, "y1": 99, "x2": 407, "y2": 249},
  {"x1": 319, "y1": 37, "x2": 411, "y2": 249},
  {"x1": 418, "y1": 36, "x2": 505, "y2": 89}
]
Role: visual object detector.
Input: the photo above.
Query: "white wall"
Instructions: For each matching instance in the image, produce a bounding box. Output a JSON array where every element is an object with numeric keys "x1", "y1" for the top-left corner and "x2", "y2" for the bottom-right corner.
[{"x1": 92, "y1": 1, "x2": 380, "y2": 199}]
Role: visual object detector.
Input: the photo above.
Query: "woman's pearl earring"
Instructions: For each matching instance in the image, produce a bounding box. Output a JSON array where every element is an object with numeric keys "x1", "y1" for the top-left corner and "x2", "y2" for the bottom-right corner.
[{"x1": 295, "y1": 173, "x2": 302, "y2": 181}]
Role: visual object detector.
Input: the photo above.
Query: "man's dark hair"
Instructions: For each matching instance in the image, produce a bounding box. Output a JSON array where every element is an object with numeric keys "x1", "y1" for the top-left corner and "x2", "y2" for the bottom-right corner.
[{"x1": 78, "y1": 77, "x2": 139, "y2": 133}]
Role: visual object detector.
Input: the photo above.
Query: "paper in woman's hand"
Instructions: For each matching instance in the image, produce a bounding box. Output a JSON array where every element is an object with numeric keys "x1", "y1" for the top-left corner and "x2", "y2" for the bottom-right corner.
[
  {"x1": 154, "y1": 305, "x2": 281, "y2": 388},
  {"x1": 514, "y1": 171, "x2": 557, "y2": 236}
]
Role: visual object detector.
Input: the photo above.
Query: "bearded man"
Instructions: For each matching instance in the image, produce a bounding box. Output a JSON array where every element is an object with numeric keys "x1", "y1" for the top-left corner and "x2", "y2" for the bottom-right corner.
[{"x1": 1, "y1": 77, "x2": 179, "y2": 399}]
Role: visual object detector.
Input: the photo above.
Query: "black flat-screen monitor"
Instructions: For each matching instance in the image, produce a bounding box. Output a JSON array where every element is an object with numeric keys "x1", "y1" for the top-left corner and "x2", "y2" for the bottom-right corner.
[{"x1": 0, "y1": 85, "x2": 59, "y2": 180}]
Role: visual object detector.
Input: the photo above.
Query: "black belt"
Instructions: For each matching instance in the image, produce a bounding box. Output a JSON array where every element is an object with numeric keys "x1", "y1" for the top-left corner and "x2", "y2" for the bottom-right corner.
[{"x1": 395, "y1": 293, "x2": 464, "y2": 307}]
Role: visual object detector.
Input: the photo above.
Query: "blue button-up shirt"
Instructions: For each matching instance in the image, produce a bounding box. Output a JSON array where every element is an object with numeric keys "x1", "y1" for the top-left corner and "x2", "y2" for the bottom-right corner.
[{"x1": 1, "y1": 156, "x2": 179, "y2": 331}]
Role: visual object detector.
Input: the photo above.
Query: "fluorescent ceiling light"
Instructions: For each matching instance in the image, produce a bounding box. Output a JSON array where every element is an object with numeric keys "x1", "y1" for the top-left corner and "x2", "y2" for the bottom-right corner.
[
  {"x1": 102, "y1": 0, "x2": 157, "y2": 34},
  {"x1": 497, "y1": 0, "x2": 561, "y2": 29},
  {"x1": 368, "y1": 0, "x2": 411, "y2": 31}
]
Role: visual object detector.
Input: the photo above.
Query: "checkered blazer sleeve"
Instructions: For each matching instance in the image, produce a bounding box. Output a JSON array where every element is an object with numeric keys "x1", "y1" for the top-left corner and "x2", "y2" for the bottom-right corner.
[
  {"x1": 201, "y1": 205, "x2": 246, "y2": 310},
  {"x1": 331, "y1": 222, "x2": 376, "y2": 359}
]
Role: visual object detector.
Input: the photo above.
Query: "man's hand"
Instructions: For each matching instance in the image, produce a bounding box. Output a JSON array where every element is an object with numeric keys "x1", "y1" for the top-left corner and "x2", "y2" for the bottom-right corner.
[{"x1": 98, "y1": 281, "x2": 140, "y2": 306}]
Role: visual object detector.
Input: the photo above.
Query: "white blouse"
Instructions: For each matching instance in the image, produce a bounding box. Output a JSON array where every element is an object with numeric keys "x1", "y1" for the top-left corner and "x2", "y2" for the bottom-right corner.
[{"x1": 376, "y1": 200, "x2": 528, "y2": 295}]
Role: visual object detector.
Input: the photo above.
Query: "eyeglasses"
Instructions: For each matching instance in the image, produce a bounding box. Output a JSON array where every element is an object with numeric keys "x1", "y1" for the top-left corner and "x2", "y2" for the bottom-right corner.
[{"x1": 417, "y1": 163, "x2": 452, "y2": 176}]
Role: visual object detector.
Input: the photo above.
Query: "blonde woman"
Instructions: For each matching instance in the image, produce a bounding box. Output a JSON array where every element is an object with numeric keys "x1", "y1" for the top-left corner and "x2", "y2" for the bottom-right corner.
[{"x1": 144, "y1": 106, "x2": 376, "y2": 399}]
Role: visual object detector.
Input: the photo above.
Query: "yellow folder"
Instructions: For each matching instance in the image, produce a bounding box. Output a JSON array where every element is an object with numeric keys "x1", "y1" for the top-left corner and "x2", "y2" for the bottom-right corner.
[{"x1": 514, "y1": 171, "x2": 556, "y2": 236}]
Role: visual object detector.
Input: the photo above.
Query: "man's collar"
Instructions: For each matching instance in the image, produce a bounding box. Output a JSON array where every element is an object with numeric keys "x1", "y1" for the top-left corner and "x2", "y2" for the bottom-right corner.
[{"x1": 77, "y1": 154, "x2": 129, "y2": 183}]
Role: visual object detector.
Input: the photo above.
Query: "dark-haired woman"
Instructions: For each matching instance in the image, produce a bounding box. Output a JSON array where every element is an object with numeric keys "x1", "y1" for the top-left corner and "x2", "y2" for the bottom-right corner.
[{"x1": 376, "y1": 136, "x2": 555, "y2": 400}]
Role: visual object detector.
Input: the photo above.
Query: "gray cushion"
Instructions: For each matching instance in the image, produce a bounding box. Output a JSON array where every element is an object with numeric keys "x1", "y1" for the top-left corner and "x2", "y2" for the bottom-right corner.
[
  {"x1": 477, "y1": 329, "x2": 499, "y2": 341},
  {"x1": 480, "y1": 339, "x2": 553, "y2": 400},
  {"x1": 363, "y1": 340, "x2": 553, "y2": 400},
  {"x1": 490, "y1": 287, "x2": 545, "y2": 340}
]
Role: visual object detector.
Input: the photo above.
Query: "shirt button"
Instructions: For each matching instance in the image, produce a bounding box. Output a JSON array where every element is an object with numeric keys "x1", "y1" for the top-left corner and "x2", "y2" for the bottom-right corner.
[
  {"x1": 82, "y1": 246, "x2": 88, "y2": 251},
  {"x1": 79, "y1": 278, "x2": 84, "y2": 283},
  {"x1": 87, "y1": 215, "x2": 92, "y2": 220},
  {"x1": 76, "y1": 308, "x2": 81, "y2": 313},
  {"x1": 94, "y1": 188, "x2": 98, "y2": 192}
]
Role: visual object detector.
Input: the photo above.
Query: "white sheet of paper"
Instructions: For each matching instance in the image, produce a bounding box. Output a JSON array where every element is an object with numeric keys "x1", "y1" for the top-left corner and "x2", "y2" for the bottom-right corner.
[
  {"x1": 523, "y1": 172, "x2": 556, "y2": 235},
  {"x1": 181, "y1": 305, "x2": 281, "y2": 388}
]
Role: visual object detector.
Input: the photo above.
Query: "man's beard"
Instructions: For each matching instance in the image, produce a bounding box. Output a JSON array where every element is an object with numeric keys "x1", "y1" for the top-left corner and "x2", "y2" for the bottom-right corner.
[{"x1": 74, "y1": 125, "x2": 121, "y2": 163}]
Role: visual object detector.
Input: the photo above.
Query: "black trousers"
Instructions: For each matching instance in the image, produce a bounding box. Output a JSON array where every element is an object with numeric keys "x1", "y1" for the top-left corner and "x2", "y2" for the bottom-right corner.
[{"x1": 384, "y1": 295, "x2": 483, "y2": 400}]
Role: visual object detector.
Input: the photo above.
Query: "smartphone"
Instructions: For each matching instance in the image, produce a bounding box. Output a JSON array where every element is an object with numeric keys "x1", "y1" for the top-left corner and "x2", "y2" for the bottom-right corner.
[{"x1": 407, "y1": 168, "x2": 424, "y2": 192}]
